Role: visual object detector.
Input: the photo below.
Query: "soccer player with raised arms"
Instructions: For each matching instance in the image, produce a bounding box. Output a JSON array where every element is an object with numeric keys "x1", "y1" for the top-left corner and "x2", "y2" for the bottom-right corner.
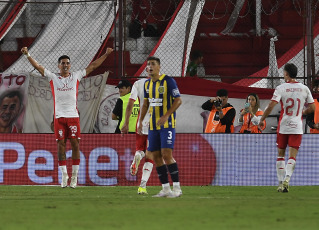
[
  {"x1": 259, "y1": 63, "x2": 315, "y2": 192},
  {"x1": 21, "y1": 46, "x2": 113, "y2": 188},
  {"x1": 138, "y1": 56, "x2": 182, "y2": 198}
]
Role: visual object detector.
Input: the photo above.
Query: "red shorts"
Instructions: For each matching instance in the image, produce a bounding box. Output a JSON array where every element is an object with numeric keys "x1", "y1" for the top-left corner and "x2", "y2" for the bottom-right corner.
[
  {"x1": 276, "y1": 133, "x2": 302, "y2": 150},
  {"x1": 136, "y1": 133, "x2": 147, "y2": 151},
  {"x1": 54, "y1": 117, "x2": 80, "y2": 140}
]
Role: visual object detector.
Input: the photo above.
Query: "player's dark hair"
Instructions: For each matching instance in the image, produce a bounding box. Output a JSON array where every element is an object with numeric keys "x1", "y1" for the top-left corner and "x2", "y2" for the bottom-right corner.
[
  {"x1": 58, "y1": 55, "x2": 70, "y2": 64},
  {"x1": 147, "y1": 56, "x2": 160, "y2": 65},
  {"x1": 216, "y1": 89, "x2": 228, "y2": 97},
  {"x1": 284, "y1": 63, "x2": 298, "y2": 78},
  {"x1": 190, "y1": 50, "x2": 203, "y2": 61}
]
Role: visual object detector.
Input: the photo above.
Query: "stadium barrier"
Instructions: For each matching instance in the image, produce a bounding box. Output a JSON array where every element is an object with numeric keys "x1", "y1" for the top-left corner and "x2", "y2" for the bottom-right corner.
[{"x1": 1, "y1": 133, "x2": 318, "y2": 186}]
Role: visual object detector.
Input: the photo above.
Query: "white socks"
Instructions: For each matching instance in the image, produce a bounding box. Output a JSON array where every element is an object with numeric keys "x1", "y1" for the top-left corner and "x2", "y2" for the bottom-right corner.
[
  {"x1": 72, "y1": 165, "x2": 79, "y2": 177},
  {"x1": 140, "y1": 162, "x2": 153, "y2": 188},
  {"x1": 277, "y1": 157, "x2": 296, "y2": 183},
  {"x1": 136, "y1": 150, "x2": 145, "y2": 159},
  {"x1": 59, "y1": 165, "x2": 67, "y2": 175},
  {"x1": 285, "y1": 158, "x2": 296, "y2": 182},
  {"x1": 276, "y1": 157, "x2": 285, "y2": 183}
]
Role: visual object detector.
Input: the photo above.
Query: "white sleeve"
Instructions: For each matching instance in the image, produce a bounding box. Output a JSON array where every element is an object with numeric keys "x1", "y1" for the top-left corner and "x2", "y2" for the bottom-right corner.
[
  {"x1": 44, "y1": 69, "x2": 55, "y2": 81},
  {"x1": 271, "y1": 86, "x2": 281, "y2": 102},
  {"x1": 74, "y1": 69, "x2": 86, "y2": 81},
  {"x1": 129, "y1": 82, "x2": 138, "y2": 101}
]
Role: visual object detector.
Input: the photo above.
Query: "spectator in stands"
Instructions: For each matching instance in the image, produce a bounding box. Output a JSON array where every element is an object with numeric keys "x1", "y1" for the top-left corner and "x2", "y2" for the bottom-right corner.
[
  {"x1": 238, "y1": 93, "x2": 265, "y2": 133},
  {"x1": 112, "y1": 79, "x2": 139, "y2": 134},
  {"x1": 0, "y1": 90, "x2": 23, "y2": 133},
  {"x1": 306, "y1": 79, "x2": 319, "y2": 133},
  {"x1": 185, "y1": 50, "x2": 203, "y2": 77},
  {"x1": 202, "y1": 89, "x2": 236, "y2": 133}
]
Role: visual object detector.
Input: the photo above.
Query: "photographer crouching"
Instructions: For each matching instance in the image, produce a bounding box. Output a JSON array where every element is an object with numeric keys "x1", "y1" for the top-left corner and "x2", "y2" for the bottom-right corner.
[{"x1": 201, "y1": 89, "x2": 236, "y2": 133}]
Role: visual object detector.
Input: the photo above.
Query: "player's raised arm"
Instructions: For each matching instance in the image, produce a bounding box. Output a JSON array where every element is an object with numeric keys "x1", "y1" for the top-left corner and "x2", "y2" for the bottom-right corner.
[
  {"x1": 85, "y1": 47, "x2": 113, "y2": 76},
  {"x1": 21, "y1": 47, "x2": 45, "y2": 76}
]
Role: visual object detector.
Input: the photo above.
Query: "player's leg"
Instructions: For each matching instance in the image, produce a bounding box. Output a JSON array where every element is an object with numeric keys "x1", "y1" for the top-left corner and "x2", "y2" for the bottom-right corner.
[
  {"x1": 282, "y1": 134, "x2": 302, "y2": 192},
  {"x1": 130, "y1": 133, "x2": 146, "y2": 176},
  {"x1": 149, "y1": 129, "x2": 172, "y2": 197},
  {"x1": 67, "y1": 118, "x2": 81, "y2": 188},
  {"x1": 69, "y1": 138, "x2": 80, "y2": 188},
  {"x1": 138, "y1": 150, "x2": 154, "y2": 195},
  {"x1": 276, "y1": 133, "x2": 288, "y2": 192},
  {"x1": 55, "y1": 118, "x2": 69, "y2": 188},
  {"x1": 135, "y1": 133, "x2": 154, "y2": 194},
  {"x1": 57, "y1": 139, "x2": 68, "y2": 188},
  {"x1": 160, "y1": 128, "x2": 181, "y2": 198}
]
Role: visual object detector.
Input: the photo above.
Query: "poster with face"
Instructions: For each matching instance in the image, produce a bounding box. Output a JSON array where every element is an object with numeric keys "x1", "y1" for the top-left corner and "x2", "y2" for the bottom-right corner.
[{"x1": 0, "y1": 72, "x2": 29, "y2": 133}]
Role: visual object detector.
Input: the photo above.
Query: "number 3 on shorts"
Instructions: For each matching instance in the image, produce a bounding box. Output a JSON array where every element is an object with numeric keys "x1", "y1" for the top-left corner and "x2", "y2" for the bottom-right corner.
[{"x1": 168, "y1": 131, "x2": 172, "y2": 139}]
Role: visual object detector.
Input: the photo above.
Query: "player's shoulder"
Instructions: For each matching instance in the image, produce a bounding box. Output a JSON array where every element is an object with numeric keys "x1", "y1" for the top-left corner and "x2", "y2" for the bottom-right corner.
[
  {"x1": 134, "y1": 78, "x2": 147, "y2": 85},
  {"x1": 72, "y1": 69, "x2": 86, "y2": 76},
  {"x1": 163, "y1": 74, "x2": 177, "y2": 84}
]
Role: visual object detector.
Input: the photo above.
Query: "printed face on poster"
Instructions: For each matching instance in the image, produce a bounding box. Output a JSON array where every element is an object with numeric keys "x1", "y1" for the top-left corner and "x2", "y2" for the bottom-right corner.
[{"x1": 0, "y1": 72, "x2": 29, "y2": 133}]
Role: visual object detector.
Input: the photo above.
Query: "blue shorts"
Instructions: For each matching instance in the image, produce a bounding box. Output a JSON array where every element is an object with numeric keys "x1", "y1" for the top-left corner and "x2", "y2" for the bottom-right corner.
[{"x1": 147, "y1": 128, "x2": 176, "y2": 151}]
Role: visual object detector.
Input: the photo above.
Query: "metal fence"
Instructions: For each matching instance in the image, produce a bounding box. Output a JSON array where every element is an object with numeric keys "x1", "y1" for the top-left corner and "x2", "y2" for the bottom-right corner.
[{"x1": 1, "y1": 0, "x2": 319, "y2": 89}]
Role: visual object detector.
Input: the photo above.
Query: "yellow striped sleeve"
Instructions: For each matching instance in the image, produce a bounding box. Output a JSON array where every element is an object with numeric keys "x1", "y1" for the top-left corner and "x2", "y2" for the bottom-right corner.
[
  {"x1": 155, "y1": 81, "x2": 161, "y2": 130},
  {"x1": 163, "y1": 80, "x2": 169, "y2": 128},
  {"x1": 170, "y1": 95, "x2": 176, "y2": 128},
  {"x1": 149, "y1": 80, "x2": 153, "y2": 130}
]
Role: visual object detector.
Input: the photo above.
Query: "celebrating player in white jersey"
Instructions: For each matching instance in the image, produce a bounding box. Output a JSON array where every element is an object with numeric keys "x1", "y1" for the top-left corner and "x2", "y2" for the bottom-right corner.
[
  {"x1": 259, "y1": 63, "x2": 315, "y2": 193},
  {"x1": 121, "y1": 69, "x2": 153, "y2": 195},
  {"x1": 21, "y1": 46, "x2": 113, "y2": 188}
]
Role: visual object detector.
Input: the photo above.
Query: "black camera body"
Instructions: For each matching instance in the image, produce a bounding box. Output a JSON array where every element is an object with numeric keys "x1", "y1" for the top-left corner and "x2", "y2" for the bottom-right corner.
[{"x1": 213, "y1": 99, "x2": 222, "y2": 107}]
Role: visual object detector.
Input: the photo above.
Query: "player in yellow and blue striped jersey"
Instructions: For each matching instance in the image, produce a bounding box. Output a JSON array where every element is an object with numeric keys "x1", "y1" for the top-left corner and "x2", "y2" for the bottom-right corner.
[{"x1": 138, "y1": 56, "x2": 182, "y2": 198}]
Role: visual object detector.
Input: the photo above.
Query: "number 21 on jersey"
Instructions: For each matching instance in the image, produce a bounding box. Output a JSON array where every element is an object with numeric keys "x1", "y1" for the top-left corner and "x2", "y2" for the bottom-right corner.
[{"x1": 285, "y1": 98, "x2": 301, "y2": 116}]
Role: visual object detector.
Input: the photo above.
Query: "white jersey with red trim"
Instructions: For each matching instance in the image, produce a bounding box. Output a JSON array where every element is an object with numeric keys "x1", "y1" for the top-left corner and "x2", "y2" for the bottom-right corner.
[
  {"x1": 44, "y1": 69, "x2": 86, "y2": 118},
  {"x1": 130, "y1": 78, "x2": 150, "y2": 135},
  {"x1": 271, "y1": 82, "x2": 314, "y2": 134}
]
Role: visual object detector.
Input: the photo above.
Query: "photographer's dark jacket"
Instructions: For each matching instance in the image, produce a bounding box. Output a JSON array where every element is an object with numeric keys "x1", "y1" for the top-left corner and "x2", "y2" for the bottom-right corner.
[
  {"x1": 306, "y1": 98, "x2": 319, "y2": 133},
  {"x1": 202, "y1": 100, "x2": 236, "y2": 133}
]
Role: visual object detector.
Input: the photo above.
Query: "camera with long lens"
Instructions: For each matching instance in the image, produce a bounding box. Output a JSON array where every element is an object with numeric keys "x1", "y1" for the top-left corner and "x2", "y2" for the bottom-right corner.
[{"x1": 213, "y1": 99, "x2": 222, "y2": 107}]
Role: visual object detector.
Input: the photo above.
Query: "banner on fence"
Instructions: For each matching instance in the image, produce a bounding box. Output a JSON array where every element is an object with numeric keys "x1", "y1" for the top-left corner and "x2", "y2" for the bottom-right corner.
[
  {"x1": 1, "y1": 71, "x2": 109, "y2": 133},
  {"x1": 0, "y1": 72, "x2": 29, "y2": 133}
]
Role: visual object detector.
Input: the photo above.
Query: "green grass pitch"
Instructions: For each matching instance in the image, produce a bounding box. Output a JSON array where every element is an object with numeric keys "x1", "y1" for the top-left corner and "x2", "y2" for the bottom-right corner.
[{"x1": 0, "y1": 185, "x2": 318, "y2": 230}]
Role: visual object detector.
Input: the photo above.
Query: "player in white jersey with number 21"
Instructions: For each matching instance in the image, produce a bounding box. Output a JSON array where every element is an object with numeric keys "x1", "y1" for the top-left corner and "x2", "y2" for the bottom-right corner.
[
  {"x1": 259, "y1": 63, "x2": 315, "y2": 193},
  {"x1": 121, "y1": 68, "x2": 153, "y2": 195}
]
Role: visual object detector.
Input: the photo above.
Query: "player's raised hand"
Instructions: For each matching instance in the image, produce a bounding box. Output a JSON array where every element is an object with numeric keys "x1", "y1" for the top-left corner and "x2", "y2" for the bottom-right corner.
[
  {"x1": 21, "y1": 47, "x2": 29, "y2": 55},
  {"x1": 106, "y1": 47, "x2": 113, "y2": 55}
]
